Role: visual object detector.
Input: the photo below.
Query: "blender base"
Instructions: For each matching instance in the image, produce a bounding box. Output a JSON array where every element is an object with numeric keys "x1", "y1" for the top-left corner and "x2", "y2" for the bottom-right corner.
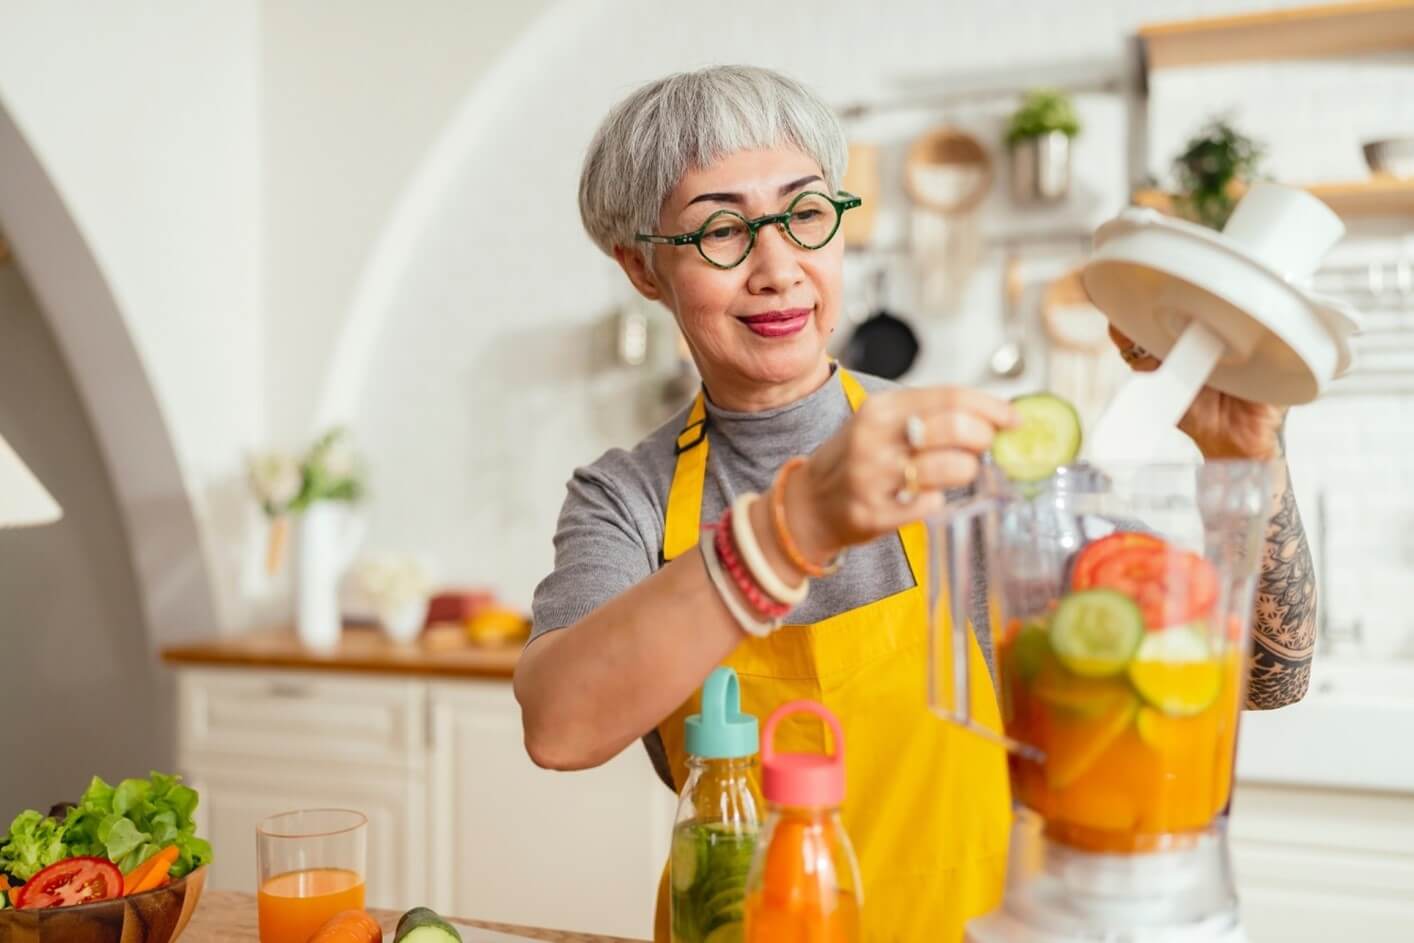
[
  {"x1": 966, "y1": 909, "x2": 1248, "y2": 943},
  {"x1": 966, "y1": 815, "x2": 1250, "y2": 943}
]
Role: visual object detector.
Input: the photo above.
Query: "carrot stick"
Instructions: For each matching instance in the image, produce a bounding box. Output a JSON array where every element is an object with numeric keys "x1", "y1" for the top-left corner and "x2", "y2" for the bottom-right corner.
[{"x1": 126, "y1": 846, "x2": 180, "y2": 895}]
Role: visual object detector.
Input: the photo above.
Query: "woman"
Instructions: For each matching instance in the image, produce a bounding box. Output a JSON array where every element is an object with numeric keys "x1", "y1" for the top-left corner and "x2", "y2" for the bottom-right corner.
[{"x1": 514, "y1": 66, "x2": 1317, "y2": 942}]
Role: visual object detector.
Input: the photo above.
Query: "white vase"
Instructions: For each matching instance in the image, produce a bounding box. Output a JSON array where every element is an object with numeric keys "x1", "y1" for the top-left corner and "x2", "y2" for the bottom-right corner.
[{"x1": 296, "y1": 501, "x2": 367, "y2": 651}]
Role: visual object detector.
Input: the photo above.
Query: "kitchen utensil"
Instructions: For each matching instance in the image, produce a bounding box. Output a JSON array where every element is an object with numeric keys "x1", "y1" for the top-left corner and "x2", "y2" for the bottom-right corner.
[
  {"x1": 0, "y1": 867, "x2": 207, "y2": 943},
  {"x1": 1080, "y1": 183, "x2": 1361, "y2": 463},
  {"x1": 931, "y1": 460, "x2": 1278, "y2": 942},
  {"x1": 1363, "y1": 136, "x2": 1414, "y2": 177},
  {"x1": 904, "y1": 127, "x2": 993, "y2": 215},
  {"x1": 906, "y1": 126, "x2": 993, "y2": 315},
  {"x1": 841, "y1": 141, "x2": 881, "y2": 246},
  {"x1": 841, "y1": 267, "x2": 919, "y2": 379},
  {"x1": 257, "y1": 809, "x2": 367, "y2": 943},
  {"x1": 1041, "y1": 267, "x2": 1131, "y2": 438},
  {"x1": 988, "y1": 254, "x2": 1027, "y2": 378}
]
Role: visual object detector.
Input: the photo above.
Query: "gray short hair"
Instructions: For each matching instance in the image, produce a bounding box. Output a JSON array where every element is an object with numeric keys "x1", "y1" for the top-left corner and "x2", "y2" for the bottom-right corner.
[{"x1": 578, "y1": 65, "x2": 847, "y2": 257}]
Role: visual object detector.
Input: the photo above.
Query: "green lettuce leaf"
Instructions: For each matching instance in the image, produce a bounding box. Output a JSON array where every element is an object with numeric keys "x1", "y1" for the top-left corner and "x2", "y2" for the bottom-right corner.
[
  {"x1": 0, "y1": 811, "x2": 68, "y2": 882},
  {"x1": 0, "y1": 771, "x2": 211, "y2": 881}
]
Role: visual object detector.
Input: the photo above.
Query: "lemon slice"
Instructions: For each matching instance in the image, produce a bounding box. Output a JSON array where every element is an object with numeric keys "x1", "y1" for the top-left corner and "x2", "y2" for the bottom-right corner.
[{"x1": 1128, "y1": 627, "x2": 1221, "y2": 717}]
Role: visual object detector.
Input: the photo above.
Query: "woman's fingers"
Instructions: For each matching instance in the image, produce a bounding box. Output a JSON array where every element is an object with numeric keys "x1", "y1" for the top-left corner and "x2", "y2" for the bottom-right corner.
[
  {"x1": 898, "y1": 386, "x2": 1020, "y2": 430},
  {"x1": 909, "y1": 448, "x2": 981, "y2": 493},
  {"x1": 907, "y1": 410, "x2": 1002, "y2": 454}
]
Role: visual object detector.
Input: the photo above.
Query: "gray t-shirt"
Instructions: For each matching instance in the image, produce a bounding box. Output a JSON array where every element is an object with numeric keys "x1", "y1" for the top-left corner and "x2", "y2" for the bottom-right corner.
[
  {"x1": 530, "y1": 367, "x2": 986, "y2": 787},
  {"x1": 532, "y1": 368, "x2": 914, "y2": 639}
]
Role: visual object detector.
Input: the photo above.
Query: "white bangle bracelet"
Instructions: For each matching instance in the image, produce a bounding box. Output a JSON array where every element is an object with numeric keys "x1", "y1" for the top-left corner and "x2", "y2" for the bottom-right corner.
[
  {"x1": 730, "y1": 493, "x2": 809, "y2": 607},
  {"x1": 700, "y1": 526, "x2": 779, "y2": 638}
]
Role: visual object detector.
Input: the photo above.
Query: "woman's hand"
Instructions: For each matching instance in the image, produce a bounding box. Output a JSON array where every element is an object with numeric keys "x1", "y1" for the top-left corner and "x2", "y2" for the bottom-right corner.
[
  {"x1": 1110, "y1": 327, "x2": 1284, "y2": 460},
  {"x1": 780, "y1": 387, "x2": 1018, "y2": 564}
]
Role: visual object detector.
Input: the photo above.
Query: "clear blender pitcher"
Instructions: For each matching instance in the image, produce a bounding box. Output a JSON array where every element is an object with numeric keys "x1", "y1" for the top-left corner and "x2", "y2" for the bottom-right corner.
[{"x1": 928, "y1": 459, "x2": 1277, "y2": 941}]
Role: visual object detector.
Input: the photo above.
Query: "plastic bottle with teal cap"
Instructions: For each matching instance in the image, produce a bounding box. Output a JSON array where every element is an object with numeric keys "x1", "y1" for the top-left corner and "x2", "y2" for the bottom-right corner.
[{"x1": 669, "y1": 667, "x2": 764, "y2": 943}]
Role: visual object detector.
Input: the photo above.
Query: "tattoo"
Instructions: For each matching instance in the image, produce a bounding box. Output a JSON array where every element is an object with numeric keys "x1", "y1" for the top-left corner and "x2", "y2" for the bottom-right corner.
[{"x1": 1246, "y1": 478, "x2": 1317, "y2": 709}]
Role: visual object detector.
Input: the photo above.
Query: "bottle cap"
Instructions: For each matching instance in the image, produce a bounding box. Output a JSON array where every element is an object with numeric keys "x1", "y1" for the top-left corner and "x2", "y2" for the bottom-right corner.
[{"x1": 684, "y1": 667, "x2": 759, "y2": 760}]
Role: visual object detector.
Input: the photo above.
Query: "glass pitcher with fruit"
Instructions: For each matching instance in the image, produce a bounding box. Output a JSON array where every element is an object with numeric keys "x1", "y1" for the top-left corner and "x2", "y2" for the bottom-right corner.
[{"x1": 930, "y1": 396, "x2": 1276, "y2": 941}]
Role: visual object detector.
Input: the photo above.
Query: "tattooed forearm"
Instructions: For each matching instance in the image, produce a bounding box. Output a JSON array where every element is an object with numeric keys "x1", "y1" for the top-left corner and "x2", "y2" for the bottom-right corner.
[{"x1": 1246, "y1": 473, "x2": 1317, "y2": 709}]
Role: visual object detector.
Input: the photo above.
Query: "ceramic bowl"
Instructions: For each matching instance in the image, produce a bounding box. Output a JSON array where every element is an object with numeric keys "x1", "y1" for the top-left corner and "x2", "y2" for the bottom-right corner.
[{"x1": 0, "y1": 866, "x2": 205, "y2": 943}]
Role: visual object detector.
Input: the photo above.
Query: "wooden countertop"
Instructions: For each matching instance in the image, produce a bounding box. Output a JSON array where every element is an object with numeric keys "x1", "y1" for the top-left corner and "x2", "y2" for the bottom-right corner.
[
  {"x1": 184, "y1": 890, "x2": 645, "y2": 941},
  {"x1": 162, "y1": 625, "x2": 522, "y2": 681}
]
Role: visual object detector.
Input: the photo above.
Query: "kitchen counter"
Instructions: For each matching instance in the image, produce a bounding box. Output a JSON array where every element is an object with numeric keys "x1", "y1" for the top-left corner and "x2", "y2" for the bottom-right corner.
[
  {"x1": 184, "y1": 890, "x2": 645, "y2": 941},
  {"x1": 161, "y1": 625, "x2": 521, "y2": 680}
]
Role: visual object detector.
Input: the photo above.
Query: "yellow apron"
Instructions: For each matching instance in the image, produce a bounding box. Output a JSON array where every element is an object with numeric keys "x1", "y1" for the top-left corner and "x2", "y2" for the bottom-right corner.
[{"x1": 652, "y1": 369, "x2": 1011, "y2": 943}]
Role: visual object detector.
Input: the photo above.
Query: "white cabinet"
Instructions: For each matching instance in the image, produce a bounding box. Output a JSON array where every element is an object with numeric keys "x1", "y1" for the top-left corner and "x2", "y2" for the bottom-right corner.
[
  {"x1": 174, "y1": 668, "x2": 674, "y2": 939},
  {"x1": 427, "y1": 681, "x2": 675, "y2": 939},
  {"x1": 1230, "y1": 783, "x2": 1414, "y2": 941}
]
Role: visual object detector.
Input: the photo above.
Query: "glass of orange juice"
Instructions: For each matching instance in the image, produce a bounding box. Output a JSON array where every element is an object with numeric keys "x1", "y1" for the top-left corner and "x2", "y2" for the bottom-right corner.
[{"x1": 256, "y1": 808, "x2": 368, "y2": 943}]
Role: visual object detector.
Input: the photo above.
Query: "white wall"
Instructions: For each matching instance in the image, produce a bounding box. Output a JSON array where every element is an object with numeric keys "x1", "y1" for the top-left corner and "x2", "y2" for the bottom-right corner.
[
  {"x1": 261, "y1": 0, "x2": 552, "y2": 445},
  {"x1": 0, "y1": 1, "x2": 260, "y2": 638},
  {"x1": 331, "y1": 0, "x2": 1414, "y2": 657}
]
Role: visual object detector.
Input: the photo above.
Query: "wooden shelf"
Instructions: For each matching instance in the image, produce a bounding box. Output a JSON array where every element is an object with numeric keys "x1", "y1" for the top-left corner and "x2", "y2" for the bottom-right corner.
[
  {"x1": 1133, "y1": 177, "x2": 1414, "y2": 218},
  {"x1": 1140, "y1": 1, "x2": 1414, "y2": 69}
]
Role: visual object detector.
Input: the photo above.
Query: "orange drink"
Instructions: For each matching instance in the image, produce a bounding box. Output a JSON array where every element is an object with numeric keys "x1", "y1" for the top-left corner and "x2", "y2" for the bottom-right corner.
[
  {"x1": 257, "y1": 868, "x2": 365, "y2": 943},
  {"x1": 1000, "y1": 599, "x2": 1243, "y2": 854},
  {"x1": 256, "y1": 809, "x2": 368, "y2": 943}
]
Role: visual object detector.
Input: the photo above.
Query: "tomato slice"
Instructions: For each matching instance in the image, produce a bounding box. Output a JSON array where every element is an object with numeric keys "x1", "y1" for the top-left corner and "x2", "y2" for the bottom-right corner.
[
  {"x1": 1073, "y1": 534, "x2": 1218, "y2": 629},
  {"x1": 14, "y1": 857, "x2": 123, "y2": 909},
  {"x1": 1070, "y1": 532, "x2": 1165, "y2": 590}
]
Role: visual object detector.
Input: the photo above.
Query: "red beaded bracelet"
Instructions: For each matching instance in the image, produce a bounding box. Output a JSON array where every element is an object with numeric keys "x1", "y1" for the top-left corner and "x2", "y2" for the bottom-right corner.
[{"x1": 714, "y1": 509, "x2": 791, "y2": 620}]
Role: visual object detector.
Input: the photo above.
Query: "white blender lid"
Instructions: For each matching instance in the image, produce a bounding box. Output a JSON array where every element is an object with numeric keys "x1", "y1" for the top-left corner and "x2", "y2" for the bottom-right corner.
[{"x1": 1083, "y1": 191, "x2": 1361, "y2": 407}]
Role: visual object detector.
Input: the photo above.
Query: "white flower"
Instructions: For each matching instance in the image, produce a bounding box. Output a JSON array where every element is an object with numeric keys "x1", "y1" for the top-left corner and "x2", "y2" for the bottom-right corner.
[
  {"x1": 247, "y1": 451, "x2": 302, "y2": 511},
  {"x1": 356, "y1": 555, "x2": 433, "y2": 609}
]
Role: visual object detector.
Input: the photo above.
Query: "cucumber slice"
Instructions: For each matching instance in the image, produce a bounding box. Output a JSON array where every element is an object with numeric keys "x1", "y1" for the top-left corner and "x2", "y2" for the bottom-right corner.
[
  {"x1": 704, "y1": 924, "x2": 745, "y2": 943},
  {"x1": 991, "y1": 393, "x2": 1083, "y2": 483},
  {"x1": 671, "y1": 827, "x2": 702, "y2": 892},
  {"x1": 1050, "y1": 589, "x2": 1144, "y2": 678},
  {"x1": 394, "y1": 906, "x2": 462, "y2": 943},
  {"x1": 1128, "y1": 626, "x2": 1222, "y2": 717},
  {"x1": 1009, "y1": 621, "x2": 1052, "y2": 683}
]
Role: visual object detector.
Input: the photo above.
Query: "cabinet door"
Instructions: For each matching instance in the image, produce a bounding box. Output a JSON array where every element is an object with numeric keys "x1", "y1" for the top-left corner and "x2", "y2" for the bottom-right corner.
[
  {"x1": 185, "y1": 764, "x2": 426, "y2": 910},
  {"x1": 1230, "y1": 783, "x2": 1414, "y2": 939},
  {"x1": 428, "y1": 682, "x2": 676, "y2": 939}
]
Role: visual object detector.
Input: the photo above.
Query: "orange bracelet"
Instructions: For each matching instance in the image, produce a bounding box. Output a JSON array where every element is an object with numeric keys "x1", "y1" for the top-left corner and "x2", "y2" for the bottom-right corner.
[{"x1": 770, "y1": 457, "x2": 843, "y2": 579}]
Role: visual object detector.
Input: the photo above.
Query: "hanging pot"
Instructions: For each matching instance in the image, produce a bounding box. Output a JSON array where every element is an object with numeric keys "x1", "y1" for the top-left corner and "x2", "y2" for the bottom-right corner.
[
  {"x1": 1009, "y1": 130, "x2": 1072, "y2": 205},
  {"x1": 841, "y1": 267, "x2": 920, "y2": 380}
]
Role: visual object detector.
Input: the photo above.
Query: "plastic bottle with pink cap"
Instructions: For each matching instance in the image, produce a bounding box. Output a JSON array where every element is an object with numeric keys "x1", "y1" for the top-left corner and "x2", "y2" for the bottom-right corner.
[{"x1": 743, "y1": 700, "x2": 862, "y2": 943}]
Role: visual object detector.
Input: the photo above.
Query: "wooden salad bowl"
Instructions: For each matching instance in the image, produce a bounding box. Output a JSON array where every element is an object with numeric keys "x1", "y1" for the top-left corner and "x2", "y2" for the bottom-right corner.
[{"x1": 0, "y1": 866, "x2": 206, "y2": 943}]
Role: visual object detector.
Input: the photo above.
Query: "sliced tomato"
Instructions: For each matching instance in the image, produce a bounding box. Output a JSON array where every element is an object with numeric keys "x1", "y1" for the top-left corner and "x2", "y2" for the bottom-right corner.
[
  {"x1": 1073, "y1": 534, "x2": 1218, "y2": 629},
  {"x1": 14, "y1": 857, "x2": 123, "y2": 909},
  {"x1": 1070, "y1": 532, "x2": 1166, "y2": 589}
]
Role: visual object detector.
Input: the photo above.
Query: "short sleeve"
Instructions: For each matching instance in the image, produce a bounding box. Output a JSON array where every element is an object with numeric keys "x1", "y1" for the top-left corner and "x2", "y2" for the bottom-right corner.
[{"x1": 530, "y1": 465, "x2": 655, "y2": 641}]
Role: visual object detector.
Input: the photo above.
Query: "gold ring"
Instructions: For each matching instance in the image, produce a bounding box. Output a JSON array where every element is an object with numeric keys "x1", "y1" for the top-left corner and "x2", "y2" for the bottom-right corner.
[
  {"x1": 904, "y1": 414, "x2": 927, "y2": 451},
  {"x1": 896, "y1": 458, "x2": 919, "y2": 504}
]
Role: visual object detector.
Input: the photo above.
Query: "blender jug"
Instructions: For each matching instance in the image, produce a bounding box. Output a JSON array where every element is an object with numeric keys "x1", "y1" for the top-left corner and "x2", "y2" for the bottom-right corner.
[{"x1": 928, "y1": 459, "x2": 1277, "y2": 939}]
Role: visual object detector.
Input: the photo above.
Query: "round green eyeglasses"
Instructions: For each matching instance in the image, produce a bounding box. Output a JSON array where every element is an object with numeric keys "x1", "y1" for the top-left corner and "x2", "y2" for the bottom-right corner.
[{"x1": 635, "y1": 190, "x2": 862, "y2": 269}]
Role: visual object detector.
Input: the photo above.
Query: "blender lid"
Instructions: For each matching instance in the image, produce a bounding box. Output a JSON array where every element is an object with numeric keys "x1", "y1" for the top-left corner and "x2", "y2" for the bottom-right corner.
[{"x1": 1083, "y1": 200, "x2": 1362, "y2": 406}]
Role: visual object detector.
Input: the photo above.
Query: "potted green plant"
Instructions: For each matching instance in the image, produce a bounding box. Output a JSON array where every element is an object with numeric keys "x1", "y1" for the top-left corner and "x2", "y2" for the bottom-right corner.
[
  {"x1": 1006, "y1": 88, "x2": 1082, "y2": 204},
  {"x1": 1171, "y1": 118, "x2": 1265, "y2": 229}
]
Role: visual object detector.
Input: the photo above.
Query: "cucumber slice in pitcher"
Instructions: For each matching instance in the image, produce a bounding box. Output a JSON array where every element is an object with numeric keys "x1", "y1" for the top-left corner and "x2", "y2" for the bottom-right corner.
[
  {"x1": 992, "y1": 393, "x2": 1083, "y2": 482},
  {"x1": 1050, "y1": 589, "x2": 1144, "y2": 678},
  {"x1": 671, "y1": 827, "x2": 703, "y2": 892}
]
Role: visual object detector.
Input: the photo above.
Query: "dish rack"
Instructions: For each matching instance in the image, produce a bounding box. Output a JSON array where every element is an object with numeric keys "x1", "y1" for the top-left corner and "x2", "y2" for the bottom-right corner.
[{"x1": 1306, "y1": 256, "x2": 1414, "y2": 396}]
